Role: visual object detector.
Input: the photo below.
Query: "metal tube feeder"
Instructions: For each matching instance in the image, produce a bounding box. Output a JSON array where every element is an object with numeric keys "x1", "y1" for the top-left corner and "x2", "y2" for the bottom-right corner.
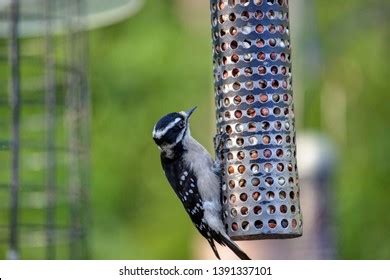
[{"x1": 210, "y1": 0, "x2": 302, "y2": 240}]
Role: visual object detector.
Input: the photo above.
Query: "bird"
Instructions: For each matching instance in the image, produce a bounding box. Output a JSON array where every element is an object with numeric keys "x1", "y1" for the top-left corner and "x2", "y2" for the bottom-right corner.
[{"x1": 152, "y1": 107, "x2": 251, "y2": 260}]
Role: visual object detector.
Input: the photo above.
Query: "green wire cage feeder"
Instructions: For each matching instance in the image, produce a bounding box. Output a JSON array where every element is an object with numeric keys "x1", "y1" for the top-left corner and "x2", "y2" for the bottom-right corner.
[{"x1": 0, "y1": 0, "x2": 143, "y2": 260}]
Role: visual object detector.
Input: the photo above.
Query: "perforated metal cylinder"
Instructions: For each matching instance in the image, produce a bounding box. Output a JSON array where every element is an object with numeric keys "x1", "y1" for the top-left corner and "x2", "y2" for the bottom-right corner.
[{"x1": 210, "y1": 0, "x2": 302, "y2": 240}]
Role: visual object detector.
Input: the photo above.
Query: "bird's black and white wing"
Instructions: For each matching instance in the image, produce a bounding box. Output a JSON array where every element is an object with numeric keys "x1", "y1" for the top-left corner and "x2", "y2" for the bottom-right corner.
[{"x1": 160, "y1": 156, "x2": 222, "y2": 258}]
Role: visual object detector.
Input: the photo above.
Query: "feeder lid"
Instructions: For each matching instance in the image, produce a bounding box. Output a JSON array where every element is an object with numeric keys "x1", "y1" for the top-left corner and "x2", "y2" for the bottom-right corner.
[{"x1": 0, "y1": 0, "x2": 143, "y2": 37}]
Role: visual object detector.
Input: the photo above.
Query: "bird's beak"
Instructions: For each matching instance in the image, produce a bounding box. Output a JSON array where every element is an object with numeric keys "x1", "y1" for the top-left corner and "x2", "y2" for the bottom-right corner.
[{"x1": 185, "y1": 106, "x2": 197, "y2": 119}]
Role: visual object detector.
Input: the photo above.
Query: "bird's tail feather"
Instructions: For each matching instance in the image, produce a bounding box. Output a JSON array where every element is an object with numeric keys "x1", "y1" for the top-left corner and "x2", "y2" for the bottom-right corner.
[
  {"x1": 220, "y1": 234, "x2": 251, "y2": 260},
  {"x1": 208, "y1": 238, "x2": 221, "y2": 260}
]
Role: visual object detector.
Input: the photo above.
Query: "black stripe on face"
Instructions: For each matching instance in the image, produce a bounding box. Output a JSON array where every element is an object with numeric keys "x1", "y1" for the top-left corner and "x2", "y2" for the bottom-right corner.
[
  {"x1": 153, "y1": 112, "x2": 189, "y2": 147},
  {"x1": 154, "y1": 122, "x2": 186, "y2": 146}
]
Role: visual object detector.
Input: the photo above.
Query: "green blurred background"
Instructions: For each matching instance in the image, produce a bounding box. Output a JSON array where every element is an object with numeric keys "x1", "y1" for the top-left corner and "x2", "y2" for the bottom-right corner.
[
  {"x1": 1, "y1": 0, "x2": 390, "y2": 259},
  {"x1": 89, "y1": 0, "x2": 390, "y2": 259}
]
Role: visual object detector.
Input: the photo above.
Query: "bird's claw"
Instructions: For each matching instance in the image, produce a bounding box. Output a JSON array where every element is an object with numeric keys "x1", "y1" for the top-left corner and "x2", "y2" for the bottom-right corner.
[{"x1": 213, "y1": 131, "x2": 229, "y2": 163}]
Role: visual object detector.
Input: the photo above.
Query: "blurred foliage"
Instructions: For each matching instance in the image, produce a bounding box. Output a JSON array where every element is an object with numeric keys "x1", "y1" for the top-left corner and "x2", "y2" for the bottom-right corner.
[
  {"x1": 88, "y1": 0, "x2": 390, "y2": 259},
  {"x1": 88, "y1": 0, "x2": 214, "y2": 259},
  {"x1": 313, "y1": 0, "x2": 390, "y2": 259},
  {"x1": 1, "y1": 0, "x2": 390, "y2": 259}
]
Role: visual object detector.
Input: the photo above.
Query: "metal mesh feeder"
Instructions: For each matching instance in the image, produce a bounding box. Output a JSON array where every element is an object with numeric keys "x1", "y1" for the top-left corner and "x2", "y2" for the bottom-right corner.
[{"x1": 210, "y1": 0, "x2": 302, "y2": 240}]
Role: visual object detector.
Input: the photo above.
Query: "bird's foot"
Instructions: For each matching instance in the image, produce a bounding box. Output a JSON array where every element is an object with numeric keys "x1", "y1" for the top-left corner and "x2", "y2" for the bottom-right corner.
[{"x1": 213, "y1": 131, "x2": 229, "y2": 169}]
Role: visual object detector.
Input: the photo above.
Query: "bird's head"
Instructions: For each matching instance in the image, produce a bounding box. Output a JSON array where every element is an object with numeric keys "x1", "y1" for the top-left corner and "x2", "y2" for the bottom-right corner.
[{"x1": 152, "y1": 107, "x2": 197, "y2": 151}]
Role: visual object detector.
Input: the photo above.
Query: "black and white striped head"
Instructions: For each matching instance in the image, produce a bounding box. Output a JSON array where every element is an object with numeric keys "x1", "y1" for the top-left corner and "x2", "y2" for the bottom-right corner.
[{"x1": 152, "y1": 107, "x2": 196, "y2": 150}]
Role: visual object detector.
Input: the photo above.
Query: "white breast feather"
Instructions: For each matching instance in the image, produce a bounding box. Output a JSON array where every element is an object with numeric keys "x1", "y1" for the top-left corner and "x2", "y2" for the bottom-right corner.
[{"x1": 182, "y1": 134, "x2": 225, "y2": 232}]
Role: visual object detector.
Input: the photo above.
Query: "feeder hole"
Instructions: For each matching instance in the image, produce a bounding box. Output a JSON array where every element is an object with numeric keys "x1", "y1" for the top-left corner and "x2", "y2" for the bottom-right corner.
[
  {"x1": 240, "y1": 0, "x2": 249, "y2": 6},
  {"x1": 248, "y1": 122, "x2": 256, "y2": 131},
  {"x1": 255, "y1": 10, "x2": 264, "y2": 19},
  {"x1": 272, "y1": 94, "x2": 280, "y2": 102},
  {"x1": 260, "y1": 94, "x2": 268, "y2": 102},
  {"x1": 231, "y1": 208, "x2": 237, "y2": 217},
  {"x1": 247, "y1": 108, "x2": 256, "y2": 117},
  {"x1": 246, "y1": 94, "x2": 255, "y2": 103},
  {"x1": 241, "y1": 221, "x2": 249, "y2": 230},
  {"x1": 226, "y1": 125, "x2": 232, "y2": 134},
  {"x1": 267, "y1": 205, "x2": 276, "y2": 214},
  {"x1": 251, "y1": 178, "x2": 260, "y2": 187},
  {"x1": 230, "y1": 194, "x2": 237, "y2": 203},
  {"x1": 276, "y1": 149, "x2": 284, "y2": 157},
  {"x1": 254, "y1": 206, "x2": 262, "y2": 215},
  {"x1": 241, "y1": 11, "x2": 249, "y2": 20},
  {"x1": 256, "y1": 38, "x2": 265, "y2": 47},
  {"x1": 233, "y1": 82, "x2": 241, "y2": 90},
  {"x1": 250, "y1": 150, "x2": 258, "y2": 159},
  {"x1": 235, "y1": 123, "x2": 243, "y2": 132},
  {"x1": 291, "y1": 205, "x2": 296, "y2": 213},
  {"x1": 258, "y1": 52, "x2": 266, "y2": 60},
  {"x1": 258, "y1": 66, "x2": 266, "y2": 75},
  {"x1": 251, "y1": 164, "x2": 259, "y2": 173},
  {"x1": 277, "y1": 163, "x2": 284, "y2": 172},
  {"x1": 249, "y1": 136, "x2": 258, "y2": 145},
  {"x1": 261, "y1": 121, "x2": 270, "y2": 130},
  {"x1": 263, "y1": 149, "x2": 272, "y2": 158},
  {"x1": 265, "y1": 177, "x2": 274, "y2": 186},
  {"x1": 255, "y1": 220, "x2": 263, "y2": 229},
  {"x1": 266, "y1": 191, "x2": 275, "y2": 200},
  {"x1": 243, "y1": 39, "x2": 251, "y2": 48},
  {"x1": 291, "y1": 219, "x2": 297, "y2": 228},
  {"x1": 278, "y1": 177, "x2": 286, "y2": 186},
  {"x1": 264, "y1": 162, "x2": 272, "y2": 172},
  {"x1": 244, "y1": 67, "x2": 253, "y2": 76},
  {"x1": 279, "y1": 191, "x2": 286, "y2": 200},
  {"x1": 237, "y1": 151, "x2": 245, "y2": 160},
  {"x1": 267, "y1": 10, "x2": 275, "y2": 19},
  {"x1": 260, "y1": 107, "x2": 269, "y2": 116},
  {"x1": 280, "y1": 205, "x2": 287, "y2": 213},
  {"x1": 256, "y1": 24, "x2": 264, "y2": 33},
  {"x1": 240, "y1": 193, "x2": 248, "y2": 202},
  {"x1": 231, "y1": 53, "x2": 239, "y2": 63},
  {"x1": 252, "y1": 191, "x2": 261, "y2": 201},
  {"x1": 268, "y1": 219, "x2": 277, "y2": 229}
]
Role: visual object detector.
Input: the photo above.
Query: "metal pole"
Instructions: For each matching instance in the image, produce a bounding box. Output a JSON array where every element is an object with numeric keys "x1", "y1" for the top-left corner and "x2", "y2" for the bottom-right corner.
[
  {"x1": 78, "y1": 0, "x2": 91, "y2": 259},
  {"x1": 8, "y1": 0, "x2": 20, "y2": 260},
  {"x1": 67, "y1": 0, "x2": 83, "y2": 259},
  {"x1": 44, "y1": 0, "x2": 57, "y2": 260}
]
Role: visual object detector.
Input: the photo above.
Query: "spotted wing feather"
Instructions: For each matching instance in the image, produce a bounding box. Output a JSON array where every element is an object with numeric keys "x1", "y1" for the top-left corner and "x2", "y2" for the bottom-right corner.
[{"x1": 160, "y1": 156, "x2": 207, "y2": 233}]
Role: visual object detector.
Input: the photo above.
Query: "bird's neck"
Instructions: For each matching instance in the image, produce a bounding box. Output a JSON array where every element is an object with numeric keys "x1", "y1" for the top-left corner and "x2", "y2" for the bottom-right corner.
[
  {"x1": 160, "y1": 133, "x2": 199, "y2": 160},
  {"x1": 160, "y1": 139, "x2": 185, "y2": 160}
]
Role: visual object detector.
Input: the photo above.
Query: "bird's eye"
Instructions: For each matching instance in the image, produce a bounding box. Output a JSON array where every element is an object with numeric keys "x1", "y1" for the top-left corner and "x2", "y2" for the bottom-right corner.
[{"x1": 178, "y1": 120, "x2": 185, "y2": 128}]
